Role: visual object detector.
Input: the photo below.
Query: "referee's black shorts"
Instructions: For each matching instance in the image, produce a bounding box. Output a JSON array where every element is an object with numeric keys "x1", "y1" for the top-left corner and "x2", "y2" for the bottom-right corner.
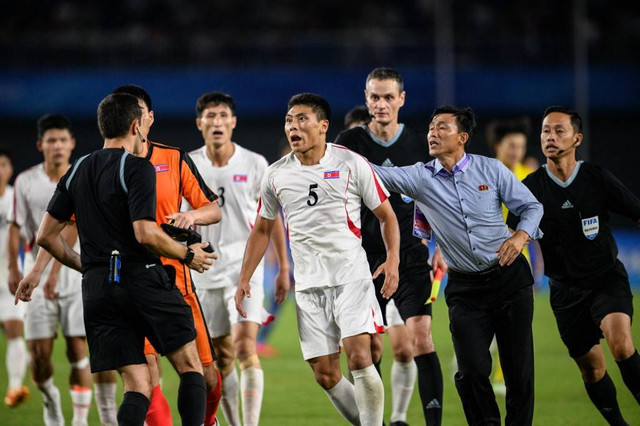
[
  {"x1": 82, "y1": 263, "x2": 196, "y2": 372},
  {"x1": 368, "y1": 243, "x2": 432, "y2": 326},
  {"x1": 550, "y1": 259, "x2": 634, "y2": 359}
]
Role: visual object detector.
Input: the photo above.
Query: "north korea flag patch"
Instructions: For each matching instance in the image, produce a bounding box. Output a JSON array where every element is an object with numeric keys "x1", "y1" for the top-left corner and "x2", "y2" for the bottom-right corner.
[
  {"x1": 154, "y1": 163, "x2": 170, "y2": 173},
  {"x1": 324, "y1": 170, "x2": 340, "y2": 179}
]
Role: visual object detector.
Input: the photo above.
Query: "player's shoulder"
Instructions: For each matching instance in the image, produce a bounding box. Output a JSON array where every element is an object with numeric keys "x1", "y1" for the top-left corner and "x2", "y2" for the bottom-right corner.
[
  {"x1": 14, "y1": 162, "x2": 45, "y2": 188},
  {"x1": 265, "y1": 152, "x2": 292, "y2": 175},
  {"x1": 234, "y1": 143, "x2": 268, "y2": 166},
  {"x1": 149, "y1": 140, "x2": 185, "y2": 162},
  {"x1": 329, "y1": 143, "x2": 368, "y2": 164}
]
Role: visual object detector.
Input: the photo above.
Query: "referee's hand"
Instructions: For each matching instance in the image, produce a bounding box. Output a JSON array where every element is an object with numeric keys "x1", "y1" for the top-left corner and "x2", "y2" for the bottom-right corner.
[
  {"x1": 187, "y1": 243, "x2": 218, "y2": 273},
  {"x1": 235, "y1": 281, "x2": 251, "y2": 318}
]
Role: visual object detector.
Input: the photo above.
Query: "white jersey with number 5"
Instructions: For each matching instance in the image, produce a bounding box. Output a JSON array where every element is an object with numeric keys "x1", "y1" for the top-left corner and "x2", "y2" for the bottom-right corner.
[
  {"x1": 189, "y1": 144, "x2": 269, "y2": 289},
  {"x1": 259, "y1": 143, "x2": 389, "y2": 291}
]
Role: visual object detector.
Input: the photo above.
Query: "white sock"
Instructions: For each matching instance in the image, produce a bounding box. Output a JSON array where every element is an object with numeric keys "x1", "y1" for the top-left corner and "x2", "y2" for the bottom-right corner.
[
  {"x1": 390, "y1": 360, "x2": 417, "y2": 423},
  {"x1": 324, "y1": 376, "x2": 361, "y2": 425},
  {"x1": 352, "y1": 365, "x2": 384, "y2": 426},
  {"x1": 39, "y1": 376, "x2": 64, "y2": 426},
  {"x1": 6, "y1": 337, "x2": 28, "y2": 389},
  {"x1": 240, "y1": 367, "x2": 264, "y2": 426},
  {"x1": 94, "y1": 382, "x2": 118, "y2": 426},
  {"x1": 221, "y1": 369, "x2": 241, "y2": 426},
  {"x1": 70, "y1": 386, "x2": 92, "y2": 426}
]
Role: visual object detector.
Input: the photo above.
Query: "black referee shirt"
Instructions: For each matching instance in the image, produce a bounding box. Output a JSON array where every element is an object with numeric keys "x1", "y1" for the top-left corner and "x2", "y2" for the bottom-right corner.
[
  {"x1": 47, "y1": 148, "x2": 160, "y2": 271},
  {"x1": 508, "y1": 161, "x2": 640, "y2": 283},
  {"x1": 335, "y1": 124, "x2": 428, "y2": 255}
]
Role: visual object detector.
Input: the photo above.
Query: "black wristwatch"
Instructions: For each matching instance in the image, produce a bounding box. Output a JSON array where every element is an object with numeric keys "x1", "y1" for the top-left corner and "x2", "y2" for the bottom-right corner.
[{"x1": 183, "y1": 247, "x2": 195, "y2": 266}]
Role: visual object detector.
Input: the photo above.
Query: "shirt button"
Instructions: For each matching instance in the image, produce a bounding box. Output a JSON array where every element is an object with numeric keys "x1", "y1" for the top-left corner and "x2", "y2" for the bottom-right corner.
[
  {"x1": 472, "y1": 247, "x2": 476, "y2": 251},
  {"x1": 460, "y1": 198, "x2": 464, "y2": 202},
  {"x1": 468, "y1": 230, "x2": 472, "y2": 234},
  {"x1": 464, "y1": 215, "x2": 468, "y2": 219}
]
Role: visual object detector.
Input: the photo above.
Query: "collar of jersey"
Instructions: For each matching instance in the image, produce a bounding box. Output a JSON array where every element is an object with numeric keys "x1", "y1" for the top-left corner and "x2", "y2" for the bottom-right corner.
[
  {"x1": 362, "y1": 123, "x2": 405, "y2": 147},
  {"x1": 292, "y1": 143, "x2": 332, "y2": 167},
  {"x1": 543, "y1": 160, "x2": 583, "y2": 188}
]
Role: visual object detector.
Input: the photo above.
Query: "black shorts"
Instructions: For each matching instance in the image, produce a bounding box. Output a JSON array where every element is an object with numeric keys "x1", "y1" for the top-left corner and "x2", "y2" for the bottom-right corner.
[
  {"x1": 549, "y1": 260, "x2": 634, "y2": 359},
  {"x1": 368, "y1": 244, "x2": 432, "y2": 326},
  {"x1": 83, "y1": 263, "x2": 197, "y2": 372}
]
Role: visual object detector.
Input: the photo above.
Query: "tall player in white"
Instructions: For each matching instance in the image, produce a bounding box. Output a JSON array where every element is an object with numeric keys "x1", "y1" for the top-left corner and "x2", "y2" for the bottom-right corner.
[
  {"x1": 0, "y1": 150, "x2": 30, "y2": 408},
  {"x1": 8, "y1": 115, "x2": 92, "y2": 426},
  {"x1": 235, "y1": 93, "x2": 400, "y2": 426},
  {"x1": 188, "y1": 92, "x2": 290, "y2": 426}
]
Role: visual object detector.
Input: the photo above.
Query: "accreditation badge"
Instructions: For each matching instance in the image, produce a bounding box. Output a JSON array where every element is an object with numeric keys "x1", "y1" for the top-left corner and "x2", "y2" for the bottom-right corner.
[
  {"x1": 581, "y1": 215, "x2": 599, "y2": 240},
  {"x1": 412, "y1": 204, "x2": 432, "y2": 242}
]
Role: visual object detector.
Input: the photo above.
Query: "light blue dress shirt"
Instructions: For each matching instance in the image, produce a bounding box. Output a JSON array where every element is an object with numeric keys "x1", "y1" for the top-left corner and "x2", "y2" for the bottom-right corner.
[{"x1": 373, "y1": 153, "x2": 543, "y2": 272}]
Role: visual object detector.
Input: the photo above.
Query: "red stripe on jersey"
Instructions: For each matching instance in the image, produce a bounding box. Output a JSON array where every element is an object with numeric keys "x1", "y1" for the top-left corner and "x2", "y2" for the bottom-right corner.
[
  {"x1": 344, "y1": 171, "x2": 361, "y2": 239},
  {"x1": 257, "y1": 197, "x2": 262, "y2": 214},
  {"x1": 249, "y1": 221, "x2": 254, "y2": 230},
  {"x1": 372, "y1": 309, "x2": 385, "y2": 334},
  {"x1": 334, "y1": 143, "x2": 387, "y2": 203}
]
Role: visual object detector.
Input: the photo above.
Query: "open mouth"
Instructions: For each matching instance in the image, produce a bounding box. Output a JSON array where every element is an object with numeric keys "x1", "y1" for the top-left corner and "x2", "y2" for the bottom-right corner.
[
  {"x1": 428, "y1": 140, "x2": 439, "y2": 148},
  {"x1": 290, "y1": 135, "x2": 302, "y2": 142},
  {"x1": 212, "y1": 130, "x2": 223, "y2": 136}
]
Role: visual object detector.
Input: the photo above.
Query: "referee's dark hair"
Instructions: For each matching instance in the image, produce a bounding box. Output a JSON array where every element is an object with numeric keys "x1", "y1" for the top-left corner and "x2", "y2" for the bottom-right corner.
[
  {"x1": 196, "y1": 92, "x2": 236, "y2": 117},
  {"x1": 97, "y1": 93, "x2": 143, "y2": 139},
  {"x1": 543, "y1": 106, "x2": 583, "y2": 133},
  {"x1": 366, "y1": 67, "x2": 404, "y2": 92},
  {"x1": 432, "y1": 106, "x2": 477, "y2": 142},
  {"x1": 113, "y1": 84, "x2": 153, "y2": 111},
  {"x1": 37, "y1": 114, "x2": 72, "y2": 140},
  {"x1": 288, "y1": 93, "x2": 331, "y2": 122}
]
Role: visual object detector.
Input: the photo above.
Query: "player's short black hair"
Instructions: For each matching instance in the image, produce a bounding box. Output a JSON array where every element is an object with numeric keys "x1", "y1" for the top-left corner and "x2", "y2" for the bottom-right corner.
[
  {"x1": 97, "y1": 93, "x2": 143, "y2": 139},
  {"x1": 113, "y1": 84, "x2": 152, "y2": 111},
  {"x1": 287, "y1": 93, "x2": 331, "y2": 122},
  {"x1": 431, "y1": 106, "x2": 477, "y2": 140},
  {"x1": 485, "y1": 117, "x2": 531, "y2": 152},
  {"x1": 37, "y1": 114, "x2": 72, "y2": 140},
  {"x1": 344, "y1": 105, "x2": 371, "y2": 128},
  {"x1": 543, "y1": 106, "x2": 583, "y2": 133},
  {"x1": 0, "y1": 148, "x2": 12, "y2": 164},
  {"x1": 366, "y1": 67, "x2": 404, "y2": 92},
  {"x1": 196, "y1": 92, "x2": 236, "y2": 117}
]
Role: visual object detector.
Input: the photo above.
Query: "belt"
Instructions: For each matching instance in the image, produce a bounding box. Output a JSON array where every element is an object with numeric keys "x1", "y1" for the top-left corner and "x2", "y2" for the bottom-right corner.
[{"x1": 448, "y1": 263, "x2": 503, "y2": 282}]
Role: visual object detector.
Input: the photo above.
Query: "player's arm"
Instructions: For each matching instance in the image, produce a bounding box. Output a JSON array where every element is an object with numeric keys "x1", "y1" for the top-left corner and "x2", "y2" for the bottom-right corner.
[
  {"x1": 7, "y1": 223, "x2": 23, "y2": 294},
  {"x1": 270, "y1": 212, "x2": 290, "y2": 304},
  {"x1": 371, "y1": 200, "x2": 400, "y2": 299},
  {"x1": 235, "y1": 215, "x2": 275, "y2": 317},
  {"x1": 132, "y1": 219, "x2": 216, "y2": 273},
  {"x1": 42, "y1": 223, "x2": 78, "y2": 300}
]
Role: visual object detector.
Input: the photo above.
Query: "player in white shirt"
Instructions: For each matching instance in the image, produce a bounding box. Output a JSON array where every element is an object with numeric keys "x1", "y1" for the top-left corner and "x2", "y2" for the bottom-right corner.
[
  {"x1": 188, "y1": 92, "x2": 290, "y2": 426},
  {"x1": 235, "y1": 94, "x2": 400, "y2": 426},
  {"x1": 9, "y1": 115, "x2": 92, "y2": 426},
  {"x1": 0, "y1": 150, "x2": 30, "y2": 408}
]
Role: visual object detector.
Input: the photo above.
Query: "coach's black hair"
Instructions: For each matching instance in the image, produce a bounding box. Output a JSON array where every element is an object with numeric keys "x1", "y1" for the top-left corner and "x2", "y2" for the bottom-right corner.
[
  {"x1": 196, "y1": 92, "x2": 236, "y2": 117},
  {"x1": 113, "y1": 84, "x2": 153, "y2": 111},
  {"x1": 366, "y1": 67, "x2": 404, "y2": 92},
  {"x1": 97, "y1": 93, "x2": 143, "y2": 139},
  {"x1": 543, "y1": 106, "x2": 583, "y2": 133},
  {"x1": 37, "y1": 114, "x2": 72, "y2": 140},
  {"x1": 431, "y1": 106, "x2": 477, "y2": 140},
  {"x1": 287, "y1": 93, "x2": 331, "y2": 122}
]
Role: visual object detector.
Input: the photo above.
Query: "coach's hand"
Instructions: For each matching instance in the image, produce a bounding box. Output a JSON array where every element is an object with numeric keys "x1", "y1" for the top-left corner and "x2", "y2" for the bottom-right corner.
[
  {"x1": 187, "y1": 242, "x2": 217, "y2": 273},
  {"x1": 235, "y1": 281, "x2": 251, "y2": 318},
  {"x1": 374, "y1": 255, "x2": 399, "y2": 299},
  {"x1": 14, "y1": 272, "x2": 41, "y2": 304},
  {"x1": 430, "y1": 245, "x2": 448, "y2": 281},
  {"x1": 496, "y1": 230, "x2": 530, "y2": 266}
]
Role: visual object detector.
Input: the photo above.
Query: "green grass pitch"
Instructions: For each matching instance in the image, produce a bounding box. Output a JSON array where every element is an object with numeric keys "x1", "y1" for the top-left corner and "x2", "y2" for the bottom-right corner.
[{"x1": 1, "y1": 293, "x2": 638, "y2": 425}]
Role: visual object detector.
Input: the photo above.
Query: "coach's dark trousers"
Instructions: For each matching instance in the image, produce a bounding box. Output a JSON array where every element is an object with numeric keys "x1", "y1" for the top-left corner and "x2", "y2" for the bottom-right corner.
[{"x1": 445, "y1": 255, "x2": 534, "y2": 426}]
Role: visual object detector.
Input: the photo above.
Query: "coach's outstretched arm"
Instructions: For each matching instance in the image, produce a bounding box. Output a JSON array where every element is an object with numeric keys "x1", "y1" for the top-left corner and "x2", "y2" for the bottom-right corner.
[
  {"x1": 371, "y1": 199, "x2": 400, "y2": 299},
  {"x1": 235, "y1": 215, "x2": 275, "y2": 318}
]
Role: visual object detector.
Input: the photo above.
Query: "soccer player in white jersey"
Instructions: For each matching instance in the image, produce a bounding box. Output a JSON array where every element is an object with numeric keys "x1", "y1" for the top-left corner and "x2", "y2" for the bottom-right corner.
[
  {"x1": 188, "y1": 92, "x2": 290, "y2": 426},
  {"x1": 0, "y1": 149, "x2": 30, "y2": 408},
  {"x1": 235, "y1": 93, "x2": 400, "y2": 425},
  {"x1": 9, "y1": 115, "x2": 92, "y2": 426}
]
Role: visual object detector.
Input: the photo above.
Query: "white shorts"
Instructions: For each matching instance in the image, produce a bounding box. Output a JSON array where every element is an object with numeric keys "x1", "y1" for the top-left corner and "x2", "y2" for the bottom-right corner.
[
  {"x1": 295, "y1": 279, "x2": 384, "y2": 360},
  {"x1": 0, "y1": 282, "x2": 26, "y2": 322},
  {"x1": 385, "y1": 298, "x2": 404, "y2": 328},
  {"x1": 197, "y1": 281, "x2": 265, "y2": 339},
  {"x1": 24, "y1": 288, "x2": 85, "y2": 340}
]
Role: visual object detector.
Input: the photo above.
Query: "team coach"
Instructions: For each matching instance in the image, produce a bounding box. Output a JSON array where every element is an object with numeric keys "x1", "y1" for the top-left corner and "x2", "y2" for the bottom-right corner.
[{"x1": 15, "y1": 93, "x2": 217, "y2": 426}]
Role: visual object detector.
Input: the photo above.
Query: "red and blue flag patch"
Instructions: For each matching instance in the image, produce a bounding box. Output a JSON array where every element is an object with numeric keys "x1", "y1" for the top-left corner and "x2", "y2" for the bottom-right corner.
[
  {"x1": 233, "y1": 174, "x2": 248, "y2": 182},
  {"x1": 323, "y1": 170, "x2": 340, "y2": 179},
  {"x1": 154, "y1": 163, "x2": 169, "y2": 173}
]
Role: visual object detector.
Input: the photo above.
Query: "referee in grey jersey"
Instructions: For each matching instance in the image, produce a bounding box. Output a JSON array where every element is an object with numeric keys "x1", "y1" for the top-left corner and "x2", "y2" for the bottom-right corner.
[{"x1": 372, "y1": 106, "x2": 543, "y2": 426}]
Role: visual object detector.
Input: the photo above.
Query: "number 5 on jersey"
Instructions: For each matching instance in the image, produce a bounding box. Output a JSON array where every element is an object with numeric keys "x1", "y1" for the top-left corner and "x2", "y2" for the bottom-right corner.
[{"x1": 307, "y1": 183, "x2": 319, "y2": 206}]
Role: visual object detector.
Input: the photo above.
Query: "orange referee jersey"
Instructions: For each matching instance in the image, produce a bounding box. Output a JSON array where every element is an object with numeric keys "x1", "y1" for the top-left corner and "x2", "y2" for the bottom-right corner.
[{"x1": 145, "y1": 141, "x2": 218, "y2": 365}]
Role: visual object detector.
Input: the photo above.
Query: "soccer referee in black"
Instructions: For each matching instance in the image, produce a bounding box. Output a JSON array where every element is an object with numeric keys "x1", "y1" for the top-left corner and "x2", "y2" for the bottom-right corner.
[
  {"x1": 15, "y1": 93, "x2": 217, "y2": 426},
  {"x1": 509, "y1": 106, "x2": 640, "y2": 425}
]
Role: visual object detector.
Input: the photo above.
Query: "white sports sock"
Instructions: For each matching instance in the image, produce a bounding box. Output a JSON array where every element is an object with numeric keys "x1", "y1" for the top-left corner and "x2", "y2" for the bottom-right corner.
[
  {"x1": 390, "y1": 360, "x2": 417, "y2": 423},
  {"x1": 70, "y1": 387, "x2": 92, "y2": 426},
  {"x1": 94, "y1": 382, "x2": 118, "y2": 426},
  {"x1": 352, "y1": 365, "x2": 384, "y2": 426},
  {"x1": 240, "y1": 367, "x2": 264, "y2": 426},
  {"x1": 39, "y1": 376, "x2": 64, "y2": 426},
  {"x1": 221, "y1": 369, "x2": 241, "y2": 426},
  {"x1": 6, "y1": 337, "x2": 28, "y2": 389},
  {"x1": 323, "y1": 376, "x2": 361, "y2": 425}
]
